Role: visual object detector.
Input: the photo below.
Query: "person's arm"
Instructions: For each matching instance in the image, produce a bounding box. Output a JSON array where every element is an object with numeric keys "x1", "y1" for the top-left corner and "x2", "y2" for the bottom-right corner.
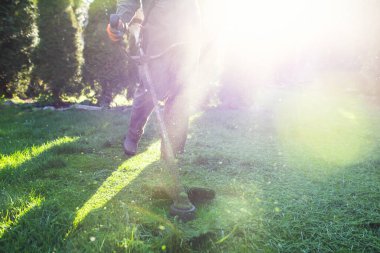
[
  {"x1": 116, "y1": 0, "x2": 141, "y2": 24},
  {"x1": 107, "y1": 0, "x2": 142, "y2": 42}
]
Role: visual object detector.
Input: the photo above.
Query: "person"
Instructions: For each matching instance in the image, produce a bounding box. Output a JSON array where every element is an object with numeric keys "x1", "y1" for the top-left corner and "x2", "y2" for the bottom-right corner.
[{"x1": 107, "y1": 0, "x2": 202, "y2": 158}]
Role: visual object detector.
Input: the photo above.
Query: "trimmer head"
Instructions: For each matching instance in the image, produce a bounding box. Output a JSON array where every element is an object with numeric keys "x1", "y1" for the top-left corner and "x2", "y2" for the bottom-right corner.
[
  {"x1": 170, "y1": 192, "x2": 196, "y2": 221},
  {"x1": 170, "y1": 203, "x2": 196, "y2": 222},
  {"x1": 149, "y1": 187, "x2": 216, "y2": 222}
]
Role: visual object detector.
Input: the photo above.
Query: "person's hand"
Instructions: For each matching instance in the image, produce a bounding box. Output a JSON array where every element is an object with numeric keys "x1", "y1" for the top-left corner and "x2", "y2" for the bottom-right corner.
[{"x1": 106, "y1": 19, "x2": 125, "y2": 42}]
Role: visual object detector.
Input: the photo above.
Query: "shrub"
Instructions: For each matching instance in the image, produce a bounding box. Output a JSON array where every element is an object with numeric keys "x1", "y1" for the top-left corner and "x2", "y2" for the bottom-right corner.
[
  {"x1": 82, "y1": 0, "x2": 133, "y2": 106},
  {"x1": 33, "y1": 0, "x2": 83, "y2": 105},
  {"x1": 0, "y1": 0, "x2": 37, "y2": 98}
]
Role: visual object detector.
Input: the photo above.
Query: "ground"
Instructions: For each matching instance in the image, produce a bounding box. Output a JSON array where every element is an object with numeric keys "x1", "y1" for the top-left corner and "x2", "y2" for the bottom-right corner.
[{"x1": 0, "y1": 88, "x2": 379, "y2": 252}]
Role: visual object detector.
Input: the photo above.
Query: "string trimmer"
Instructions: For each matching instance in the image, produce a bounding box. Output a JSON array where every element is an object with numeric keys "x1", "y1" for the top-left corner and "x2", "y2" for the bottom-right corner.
[{"x1": 109, "y1": 14, "x2": 214, "y2": 221}]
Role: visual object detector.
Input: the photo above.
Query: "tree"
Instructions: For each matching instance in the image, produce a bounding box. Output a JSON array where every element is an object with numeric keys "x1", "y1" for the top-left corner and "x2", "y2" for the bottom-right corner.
[
  {"x1": 83, "y1": 0, "x2": 133, "y2": 106},
  {"x1": 0, "y1": 0, "x2": 37, "y2": 98},
  {"x1": 33, "y1": 0, "x2": 83, "y2": 104}
]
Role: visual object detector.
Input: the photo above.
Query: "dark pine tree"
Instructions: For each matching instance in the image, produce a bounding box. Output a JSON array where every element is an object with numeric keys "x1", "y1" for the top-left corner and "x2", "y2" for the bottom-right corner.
[
  {"x1": 83, "y1": 0, "x2": 133, "y2": 106},
  {"x1": 0, "y1": 0, "x2": 37, "y2": 98},
  {"x1": 33, "y1": 0, "x2": 83, "y2": 105}
]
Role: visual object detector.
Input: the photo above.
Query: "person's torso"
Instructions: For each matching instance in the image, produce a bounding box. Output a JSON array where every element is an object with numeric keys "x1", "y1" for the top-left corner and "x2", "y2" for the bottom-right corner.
[
  {"x1": 142, "y1": 0, "x2": 201, "y2": 44},
  {"x1": 141, "y1": 0, "x2": 200, "y2": 26}
]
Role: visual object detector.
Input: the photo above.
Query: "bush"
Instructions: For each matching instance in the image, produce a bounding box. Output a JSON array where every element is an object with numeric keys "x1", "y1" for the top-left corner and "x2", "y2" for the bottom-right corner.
[
  {"x1": 0, "y1": 0, "x2": 37, "y2": 98},
  {"x1": 83, "y1": 0, "x2": 133, "y2": 106},
  {"x1": 33, "y1": 0, "x2": 83, "y2": 105}
]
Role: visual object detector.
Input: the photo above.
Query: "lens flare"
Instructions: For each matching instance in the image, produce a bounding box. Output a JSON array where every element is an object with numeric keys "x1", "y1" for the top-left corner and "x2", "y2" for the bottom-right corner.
[
  {"x1": 201, "y1": 0, "x2": 380, "y2": 100},
  {"x1": 274, "y1": 75, "x2": 377, "y2": 169}
]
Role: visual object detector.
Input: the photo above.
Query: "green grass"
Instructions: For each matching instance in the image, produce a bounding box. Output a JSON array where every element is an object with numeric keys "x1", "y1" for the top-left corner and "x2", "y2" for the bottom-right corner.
[{"x1": 0, "y1": 90, "x2": 379, "y2": 252}]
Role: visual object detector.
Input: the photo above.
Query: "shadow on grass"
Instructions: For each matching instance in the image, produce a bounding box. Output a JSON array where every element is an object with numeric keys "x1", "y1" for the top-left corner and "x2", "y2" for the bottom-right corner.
[
  {"x1": 63, "y1": 160, "x2": 168, "y2": 252},
  {"x1": 0, "y1": 139, "x2": 181, "y2": 252},
  {"x1": 0, "y1": 106, "x2": 326, "y2": 252},
  {"x1": 0, "y1": 106, "x2": 327, "y2": 252},
  {"x1": 0, "y1": 141, "x2": 134, "y2": 252},
  {"x1": 0, "y1": 107, "x2": 153, "y2": 252},
  {"x1": 61, "y1": 156, "x2": 221, "y2": 253}
]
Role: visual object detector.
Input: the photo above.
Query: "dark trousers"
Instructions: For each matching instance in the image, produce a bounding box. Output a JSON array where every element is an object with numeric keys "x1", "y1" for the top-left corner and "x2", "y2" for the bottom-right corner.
[
  {"x1": 126, "y1": 79, "x2": 191, "y2": 157},
  {"x1": 125, "y1": 0, "x2": 201, "y2": 157}
]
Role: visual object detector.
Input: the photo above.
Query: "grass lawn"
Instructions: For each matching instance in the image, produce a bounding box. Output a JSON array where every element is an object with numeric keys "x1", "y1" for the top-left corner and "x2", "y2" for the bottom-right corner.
[{"x1": 0, "y1": 89, "x2": 379, "y2": 252}]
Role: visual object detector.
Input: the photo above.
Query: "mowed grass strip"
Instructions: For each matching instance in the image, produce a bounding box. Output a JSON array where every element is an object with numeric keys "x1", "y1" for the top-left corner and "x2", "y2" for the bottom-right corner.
[{"x1": 0, "y1": 96, "x2": 379, "y2": 252}]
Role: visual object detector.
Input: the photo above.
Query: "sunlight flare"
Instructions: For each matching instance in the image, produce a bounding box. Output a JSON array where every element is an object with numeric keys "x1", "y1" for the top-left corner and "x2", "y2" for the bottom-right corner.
[
  {"x1": 201, "y1": 0, "x2": 379, "y2": 98},
  {"x1": 204, "y1": 0, "x2": 371, "y2": 57},
  {"x1": 274, "y1": 76, "x2": 376, "y2": 168}
]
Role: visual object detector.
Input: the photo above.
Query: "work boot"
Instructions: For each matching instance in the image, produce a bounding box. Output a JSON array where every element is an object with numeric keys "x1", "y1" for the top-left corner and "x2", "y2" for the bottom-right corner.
[{"x1": 123, "y1": 135, "x2": 139, "y2": 156}]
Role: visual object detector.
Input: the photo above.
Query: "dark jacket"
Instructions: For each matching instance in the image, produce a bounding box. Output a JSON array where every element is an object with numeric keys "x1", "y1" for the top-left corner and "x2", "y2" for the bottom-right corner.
[
  {"x1": 116, "y1": 0, "x2": 201, "y2": 98},
  {"x1": 117, "y1": 0, "x2": 156, "y2": 23}
]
